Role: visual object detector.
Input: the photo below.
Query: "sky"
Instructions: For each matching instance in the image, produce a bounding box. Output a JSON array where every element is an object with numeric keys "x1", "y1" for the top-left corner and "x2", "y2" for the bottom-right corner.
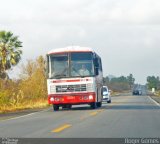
[{"x1": 0, "y1": 0, "x2": 160, "y2": 84}]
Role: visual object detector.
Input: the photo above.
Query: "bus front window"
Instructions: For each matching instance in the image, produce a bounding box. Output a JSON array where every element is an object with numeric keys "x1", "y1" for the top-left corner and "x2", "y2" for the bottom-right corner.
[
  {"x1": 49, "y1": 54, "x2": 69, "y2": 78},
  {"x1": 71, "y1": 52, "x2": 94, "y2": 77}
]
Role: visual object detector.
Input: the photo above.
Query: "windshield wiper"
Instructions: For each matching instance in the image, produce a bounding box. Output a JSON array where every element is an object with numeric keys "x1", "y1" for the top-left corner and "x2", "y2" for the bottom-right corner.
[
  {"x1": 72, "y1": 67, "x2": 82, "y2": 76},
  {"x1": 49, "y1": 74, "x2": 67, "y2": 79},
  {"x1": 50, "y1": 68, "x2": 68, "y2": 79},
  {"x1": 54, "y1": 74, "x2": 67, "y2": 78}
]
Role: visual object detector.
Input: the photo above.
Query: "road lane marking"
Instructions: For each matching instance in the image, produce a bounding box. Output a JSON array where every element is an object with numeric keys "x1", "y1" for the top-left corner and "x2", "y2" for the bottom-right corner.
[
  {"x1": 0, "y1": 107, "x2": 52, "y2": 122},
  {"x1": 148, "y1": 96, "x2": 160, "y2": 106},
  {"x1": 0, "y1": 112, "x2": 37, "y2": 121},
  {"x1": 80, "y1": 116, "x2": 86, "y2": 120},
  {"x1": 80, "y1": 109, "x2": 104, "y2": 120},
  {"x1": 0, "y1": 116, "x2": 15, "y2": 121},
  {"x1": 89, "y1": 111, "x2": 98, "y2": 116},
  {"x1": 97, "y1": 109, "x2": 104, "y2": 112},
  {"x1": 52, "y1": 124, "x2": 72, "y2": 133}
]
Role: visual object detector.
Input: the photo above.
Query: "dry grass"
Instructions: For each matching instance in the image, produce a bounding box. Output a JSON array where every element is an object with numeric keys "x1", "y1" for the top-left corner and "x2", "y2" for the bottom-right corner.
[
  {"x1": 155, "y1": 91, "x2": 160, "y2": 97},
  {"x1": 0, "y1": 56, "x2": 49, "y2": 114},
  {"x1": 0, "y1": 99, "x2": 49, "y2": 113}
]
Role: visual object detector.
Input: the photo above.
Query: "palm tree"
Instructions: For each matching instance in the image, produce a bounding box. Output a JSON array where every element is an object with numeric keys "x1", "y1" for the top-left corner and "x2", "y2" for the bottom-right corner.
[{"x1": 0, "y1": 31, "x2": 22, "y2": 79}]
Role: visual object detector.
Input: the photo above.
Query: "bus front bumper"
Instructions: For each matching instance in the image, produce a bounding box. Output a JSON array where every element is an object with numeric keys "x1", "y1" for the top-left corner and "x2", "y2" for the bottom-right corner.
[{"x1": 48, "y1": 92, "x2": 96, "y2": 105}]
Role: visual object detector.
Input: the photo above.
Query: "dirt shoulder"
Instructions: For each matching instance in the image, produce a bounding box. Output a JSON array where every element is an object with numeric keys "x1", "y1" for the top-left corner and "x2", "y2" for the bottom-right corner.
[
  {"x1": 0, "y1": 107, "x2": 50, "y2": 121},
  {"x1": 150, "y1": 95, "x2": 160, "y2": 104}
]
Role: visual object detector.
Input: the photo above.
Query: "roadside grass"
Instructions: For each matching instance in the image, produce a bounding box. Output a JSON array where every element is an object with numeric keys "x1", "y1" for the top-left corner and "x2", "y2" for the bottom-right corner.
[
  {"x1": 111, "y1": 90, "x2": 131, "y2": 96},
  {"x1": 155, "y1": 91, "x2": 160, "y2": 96},
  {"x1": 0, "y1": 99, "x2": 49, "y2": 113},
  {"x1": 148, "y1": 90, "x2": 160, "y2": 104},
  {"x1": 111, "y1": 91, "x2": 120, "y2": 96}
]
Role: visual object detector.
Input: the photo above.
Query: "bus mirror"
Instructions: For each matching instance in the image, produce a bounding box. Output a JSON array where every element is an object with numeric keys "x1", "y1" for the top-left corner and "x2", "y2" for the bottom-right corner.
[
  {"x1": 95, "y1": 58, "x2": 99, "y2": 67},
  {"x1": 95, "y1": 67, "x2": 99, "y2": 75}
]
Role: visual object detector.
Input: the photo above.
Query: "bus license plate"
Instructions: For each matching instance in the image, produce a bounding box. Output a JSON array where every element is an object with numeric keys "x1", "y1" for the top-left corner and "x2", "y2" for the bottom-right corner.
[{"x1": 67, "y1": 96, "x2": 74, "y2": 100}]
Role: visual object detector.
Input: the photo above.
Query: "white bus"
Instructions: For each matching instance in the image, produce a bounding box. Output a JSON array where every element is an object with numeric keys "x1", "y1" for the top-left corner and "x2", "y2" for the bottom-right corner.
[{"x1": 46, "y1": 46, "x2": 103, "y2": 111}]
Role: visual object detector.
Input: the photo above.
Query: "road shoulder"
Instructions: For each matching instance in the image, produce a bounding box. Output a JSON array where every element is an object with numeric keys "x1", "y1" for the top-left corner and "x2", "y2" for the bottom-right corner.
[
  {"x1": 0, "y1": 107, "x2": 50, "y2": 121},
  {"x1": 150, "y1": 95, "x2": 160, "y2": 105}
]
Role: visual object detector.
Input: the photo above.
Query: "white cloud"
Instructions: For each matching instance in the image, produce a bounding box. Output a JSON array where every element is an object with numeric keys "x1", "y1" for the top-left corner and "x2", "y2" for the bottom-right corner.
[{"x1": 0, "y1": 0, "x2": 160, "y2": 83}]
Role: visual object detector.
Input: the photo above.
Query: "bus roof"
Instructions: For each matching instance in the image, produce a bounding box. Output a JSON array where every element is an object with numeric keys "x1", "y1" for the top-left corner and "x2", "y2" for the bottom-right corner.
[{"x1": 47, "y1": 46, "x2": 94, "y2": 54}]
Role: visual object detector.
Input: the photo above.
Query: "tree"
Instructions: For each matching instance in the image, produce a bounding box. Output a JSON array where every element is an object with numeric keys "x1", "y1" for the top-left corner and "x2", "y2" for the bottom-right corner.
[
  {"x1": 108, "y1": 76, "x2": 130, "y2": 91},
  {"x1": 20, "y1": 60, "x2": 37, "y2": 79},
  {"x1": 127, "y1": 74, "x2": 135, "y2": 89},
  {"x1": 19, "y1": 56, "x2": 47, "y2": 99},
  {"x1": 103, "y1": 76, "x2": 110, "y2": 85},
  {"x1": 0, "y1": 31, "x2": 22, "y2": 79},
  {"x1": 147, "y1": 76, "x2": 160, "y2": 90}
]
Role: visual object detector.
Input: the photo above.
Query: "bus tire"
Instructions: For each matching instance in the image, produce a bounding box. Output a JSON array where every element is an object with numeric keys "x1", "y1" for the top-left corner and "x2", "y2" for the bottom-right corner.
[
  {"x1": 67, "y1": 105, "x2": 72, "y2": 109},
  {"x1": 107, "y1": 100, "x2": 111, "y2": 103},
  {"x1": 62, "y1": 105, "x2": 72, "y2": 109},
  {"x1": 62, "y1": 105, "x2": 67, "y2": 109},
  {"x1": 90, "y1": 102, "x2": 97, "y2": 109},
  {"x1": 53, "y1": 104, "x2": 59, "y2": 111},
  {"x1": 97, "y1": 102, "x2": 102, "y2": 107}
]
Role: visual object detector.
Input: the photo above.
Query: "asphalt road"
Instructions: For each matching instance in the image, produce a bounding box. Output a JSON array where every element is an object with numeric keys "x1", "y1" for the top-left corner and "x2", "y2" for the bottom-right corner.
[{"x1": 0, "y1": 95, "x2": 160, "y2": 138}]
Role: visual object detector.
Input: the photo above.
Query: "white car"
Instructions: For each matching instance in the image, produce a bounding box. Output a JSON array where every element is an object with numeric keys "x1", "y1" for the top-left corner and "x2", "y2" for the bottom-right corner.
[{"x1": 103, "y1": 86, "x2": 111, "y2": 103}]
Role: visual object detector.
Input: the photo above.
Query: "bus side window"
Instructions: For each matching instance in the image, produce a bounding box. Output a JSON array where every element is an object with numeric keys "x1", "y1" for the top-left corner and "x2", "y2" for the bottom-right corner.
[
  {"x1": 99, "y1": 58, "x2": 102, "y2": 71},
  {"x1": 94, "y1": 57, "x2": 99, "y2": 75}
]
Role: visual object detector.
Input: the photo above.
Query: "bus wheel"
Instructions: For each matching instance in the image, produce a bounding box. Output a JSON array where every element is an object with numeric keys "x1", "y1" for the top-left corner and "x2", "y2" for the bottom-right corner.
[
  {"x1": 67, "y1": 105, "x2": 72, "y2": 109},
  {"x1": 97, "y1": 102, "x2": 102, "y2": 107},
  {"x1": 62, "y1": 105, "x2": 67, "y2": 109},
  {"x1": 53, "y1": 104, "x2": 59, "y2": 111},
  {"x1": 62, "y1": 105, "x2": 72, "y2": 109},
  {"x1": 90, "y1": 102, "x2": 97, "y2": 109}
]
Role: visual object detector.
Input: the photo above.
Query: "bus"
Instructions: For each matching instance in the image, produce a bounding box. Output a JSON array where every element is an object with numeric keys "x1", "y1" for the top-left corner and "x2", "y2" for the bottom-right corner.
[{"x1": 46, "y1": 46, "x2": 103, "y2": 111}]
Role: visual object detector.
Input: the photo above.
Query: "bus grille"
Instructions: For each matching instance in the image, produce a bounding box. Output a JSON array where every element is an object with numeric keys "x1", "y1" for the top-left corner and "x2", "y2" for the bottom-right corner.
[{"x1": 56, "y1": 84, "x2": 86, "y2": 93}]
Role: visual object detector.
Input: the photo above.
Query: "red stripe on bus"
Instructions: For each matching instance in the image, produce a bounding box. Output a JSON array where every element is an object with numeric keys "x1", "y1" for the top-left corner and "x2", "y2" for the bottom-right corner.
[{"x1": 66, "y1": 79, "x2": 81, "y2": 82}]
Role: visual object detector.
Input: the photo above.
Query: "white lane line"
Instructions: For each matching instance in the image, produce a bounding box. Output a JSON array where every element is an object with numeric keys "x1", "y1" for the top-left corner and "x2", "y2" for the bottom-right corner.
[
  {"x1": 148, "y1": 96, "x2": 160, "y2": 106},
  {"x1": 0, "y1": 107, "x2": 52, "y2": 121}
]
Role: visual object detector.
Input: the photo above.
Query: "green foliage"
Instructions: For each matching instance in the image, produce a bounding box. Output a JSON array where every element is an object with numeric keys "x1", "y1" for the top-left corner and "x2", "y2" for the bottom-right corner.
[
  {"x1": 147, "y1": 76, "x2": 160, "y2": 90},
  {"x1": 110, "y1": 76, "x2": 128, "y2": 83},
  {"x1": 127, "y1": 74, "x2": 135, "y2": 88},
  {"x1": 0, "y1": 30, "x2": 22, "y2": 79},
  {"x1": 103, "y1": 74, "x2": 135, "y2": 92}
]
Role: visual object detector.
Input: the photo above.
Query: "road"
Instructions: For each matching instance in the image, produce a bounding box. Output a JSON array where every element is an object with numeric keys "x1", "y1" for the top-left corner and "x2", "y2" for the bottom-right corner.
[{"x1": 0, "y1": 94, "x2": 160, "y2": 138}]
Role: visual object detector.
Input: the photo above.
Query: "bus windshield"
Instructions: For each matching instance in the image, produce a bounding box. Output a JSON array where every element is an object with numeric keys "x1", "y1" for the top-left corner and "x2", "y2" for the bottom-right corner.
[
  {"x1": 49, "y1": 54, "x2": 69, "y2": 78},
  {"x1": 71, "y1": 52, "x2": 94, "y2": 77},
  {"x1": 48, "y1": 52, "x2": 94, "y2": 78}
]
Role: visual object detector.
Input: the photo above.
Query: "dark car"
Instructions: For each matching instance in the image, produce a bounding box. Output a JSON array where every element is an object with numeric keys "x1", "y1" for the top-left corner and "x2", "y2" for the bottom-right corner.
[
  {"x1": 132, "y1": 90, "x2": 139, "y2": 95},
  {"x1": 132, "y1": 89, "x2": 142, "y2": 95}
]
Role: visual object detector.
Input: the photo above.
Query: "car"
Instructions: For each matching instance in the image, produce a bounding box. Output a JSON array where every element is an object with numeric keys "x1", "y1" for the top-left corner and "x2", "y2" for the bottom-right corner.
[
  {"x1": 132, "y1": 89, "x2": 139, "y2": 95},
  {"x1": 102, "y1": 86, "x2": 111, "y2": 103},
  {"x1": 138, "y1": 89, "x2": 142, "y2": 95},
  {"x1": 132, "y1": 89, "x2": 142, "y2": 95}
]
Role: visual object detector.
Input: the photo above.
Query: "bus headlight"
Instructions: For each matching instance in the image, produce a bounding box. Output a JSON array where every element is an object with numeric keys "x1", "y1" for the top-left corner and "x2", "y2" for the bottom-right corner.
[
  {"x1": 50, "y1": 97, "x2": 54, "y2": 102},
  {"x1": 89, "y1": 95, "x2": 93, "y2": 100}
]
